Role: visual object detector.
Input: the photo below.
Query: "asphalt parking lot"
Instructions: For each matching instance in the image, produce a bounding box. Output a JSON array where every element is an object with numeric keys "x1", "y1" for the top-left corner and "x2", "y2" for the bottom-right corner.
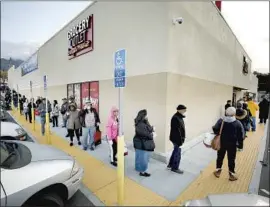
[{"x1": 3, "y1": 112, "x2": 95, "y2": 206}]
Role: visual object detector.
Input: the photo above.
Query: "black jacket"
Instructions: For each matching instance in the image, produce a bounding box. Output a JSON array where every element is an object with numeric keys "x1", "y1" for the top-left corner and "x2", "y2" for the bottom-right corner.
[
  {"x1": 133, "y1": 120, "x2": 154, "y2": 151},
  {"x1": 80, "y1": 108, "x2": 100, "y2": 130},
  {"x1": 27, "y1": 102, "x2": 36, "y2": 112},
  {"x1": 213, "y1": 118, "x2": 244, "y2": 147},
  {"x1": 259, "y1": 99, "x2": 270, "y2": 119},
  {"x1": 169, "y1": 112, "x2": 186, "y2": 146}
]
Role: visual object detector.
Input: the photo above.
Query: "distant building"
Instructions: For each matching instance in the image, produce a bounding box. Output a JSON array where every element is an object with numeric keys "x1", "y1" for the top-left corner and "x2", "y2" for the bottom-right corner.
[{"x1": 254, "y1": 71, "x2": 270, "y2": 101}]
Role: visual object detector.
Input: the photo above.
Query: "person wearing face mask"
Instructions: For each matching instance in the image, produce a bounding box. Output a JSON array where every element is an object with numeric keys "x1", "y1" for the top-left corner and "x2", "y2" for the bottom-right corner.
[
  {"x1": 81, "y1": 99, "x2": 100, "y2": 151},
  {"x1": 133, "y1": 109, "x2": 155, "y2": 177},
  {"x1": 167, "y1": 104, "x2": 187, "y2": 174},
  {"x1": 106, "y1": 106, "x2": 119, "y2": 167},
  {"x1": 65, "y1": 95, "x2": 78, "y2": 138},
  {"x1": 64, "y1": 102, "x2": 81, "y2": 146}
]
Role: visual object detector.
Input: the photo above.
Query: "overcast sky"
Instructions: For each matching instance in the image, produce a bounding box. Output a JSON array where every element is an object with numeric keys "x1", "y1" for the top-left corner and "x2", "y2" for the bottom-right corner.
[{"x1": 1, "y1": 1, "x2": 269, "y2": 73}]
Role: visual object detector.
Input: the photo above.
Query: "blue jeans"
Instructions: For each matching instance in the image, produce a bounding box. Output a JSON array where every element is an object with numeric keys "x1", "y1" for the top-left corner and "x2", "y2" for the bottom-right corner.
[
  {"x1": 168, "y1": 143, "x2": 182, "y2": 170},
  {"x1": 251, "y1": 117, "x2": 256, "y2": 131},
  {"x1": 135, "y1": 149, "x2": 150, "y2": 172},
  {"x1": 83, "y1": 126, "x2": 96, "y2": 149},
  {"x1": 41, "y1": 117, "x2": 46, "y2": 135}
]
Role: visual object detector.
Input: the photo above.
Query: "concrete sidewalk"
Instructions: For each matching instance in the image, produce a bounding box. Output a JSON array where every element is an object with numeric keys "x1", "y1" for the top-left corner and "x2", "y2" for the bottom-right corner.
[{"x1": 10, "y1": 110, "x2": 266, "y2": 206}]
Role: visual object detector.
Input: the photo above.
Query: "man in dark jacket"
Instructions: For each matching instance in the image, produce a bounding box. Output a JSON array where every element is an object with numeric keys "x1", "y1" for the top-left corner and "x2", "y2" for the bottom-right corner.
[
  {"x1": 225, "y1": 100, "x2": 232, "y2": 111},
  {"x1": 167, "y1": 104, "x2": 187, "y2": 174},
  {"x1": 213, "y1": 107, "x2": 244, "y2": 181},
  {"x1": 259, "y1": 96, "x2": 270, "y2": 124},
  {"x1": 235, "y1": 103, "x2": 248, "y2": 147}
]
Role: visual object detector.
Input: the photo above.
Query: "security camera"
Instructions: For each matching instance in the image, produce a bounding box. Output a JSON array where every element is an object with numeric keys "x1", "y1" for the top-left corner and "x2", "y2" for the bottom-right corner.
[{"x1": 172, "y1": 17, "x2": 184, "y2": 25}]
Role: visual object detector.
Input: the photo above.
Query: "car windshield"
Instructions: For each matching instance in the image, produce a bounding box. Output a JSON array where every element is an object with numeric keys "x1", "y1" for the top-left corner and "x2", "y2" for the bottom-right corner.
[{"x1": 0, "y1": 141, "x2": 16, "y2": 167}]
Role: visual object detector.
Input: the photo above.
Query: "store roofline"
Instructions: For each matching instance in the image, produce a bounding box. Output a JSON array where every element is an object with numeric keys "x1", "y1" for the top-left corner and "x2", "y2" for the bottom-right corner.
[
  {"x1": 210, "y1": 1, "x2": 251, "y2": 61},
  {"x1": 33, "y1": 1, "x2": 251, "y2": 63}
]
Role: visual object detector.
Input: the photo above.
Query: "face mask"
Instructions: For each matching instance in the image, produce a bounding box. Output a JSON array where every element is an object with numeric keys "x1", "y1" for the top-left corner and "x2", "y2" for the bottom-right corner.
[
  {"x1": 183, "y1": 112, "x2": 187, "y2": 116},
  {"x1": 87, "y1": 106, "x2": 91, "y2": 110}
]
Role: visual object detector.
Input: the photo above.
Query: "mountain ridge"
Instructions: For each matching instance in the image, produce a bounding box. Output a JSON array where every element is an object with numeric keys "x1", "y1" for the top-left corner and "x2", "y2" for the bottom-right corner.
[{"x1": 1, "y1": 58, "x2": 24, "y2": 71}]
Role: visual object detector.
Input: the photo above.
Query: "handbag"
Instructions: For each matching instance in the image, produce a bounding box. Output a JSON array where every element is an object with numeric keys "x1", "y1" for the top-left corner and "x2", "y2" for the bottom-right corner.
[
  {"x1": 203, "y1": 132, "x2": 216, "y2": 148},
  {"x1": 211, "y1": 121, "x2": 224, "y2": 151},
  {"x1": 141, "y1": 138, "x2": 155, "y2": 151}
]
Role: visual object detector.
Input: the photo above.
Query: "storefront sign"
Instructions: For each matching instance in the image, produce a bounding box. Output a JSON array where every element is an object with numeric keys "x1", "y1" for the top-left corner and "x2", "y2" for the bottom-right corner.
[
  {"x1": 21, "y1": 52, "x2": 38, "y2": 76},
  {"x1": 67, "y1": 14, "x2": 94, "y2": 59}
]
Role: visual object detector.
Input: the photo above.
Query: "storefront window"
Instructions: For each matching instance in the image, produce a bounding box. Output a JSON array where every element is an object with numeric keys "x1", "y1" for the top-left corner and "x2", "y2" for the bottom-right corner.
[
  {"x1": 67, "y1": 84, "x2": 74, "y2": 98},
  {"x1": 90, "y1": 81, "x2": 99, "y2": 112},
  {"x1": 74, "y1": 83, "x2": 81, "y2": 108},
  {"x1": 81, "y1": 82, "x2": 90, "y2": 108}
]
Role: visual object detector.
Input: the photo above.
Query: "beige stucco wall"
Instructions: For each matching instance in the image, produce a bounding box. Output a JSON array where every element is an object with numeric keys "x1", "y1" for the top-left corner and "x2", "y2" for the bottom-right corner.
[
  {"x1": 99, "y1": 73, "x2": 167, "y2": 153},
  {"x1": 165, "y1": 73, "x2": 232, "y2": 152},
  {"x1": 167, "y1": 2, "x2": 252, "y2": 89}
]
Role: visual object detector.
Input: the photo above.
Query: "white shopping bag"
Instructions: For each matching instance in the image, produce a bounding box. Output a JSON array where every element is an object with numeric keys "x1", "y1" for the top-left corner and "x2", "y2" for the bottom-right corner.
[
  {"x1": 124, "y1": 141, "x2": 128, "y2": 156},
  {"x1": 203, "y1": 132, "x2": 216, "y2": 148}
]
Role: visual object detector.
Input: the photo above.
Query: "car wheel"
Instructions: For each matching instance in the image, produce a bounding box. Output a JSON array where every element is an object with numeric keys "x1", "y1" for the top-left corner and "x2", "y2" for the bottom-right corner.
[{"x1": 37, "y1": 193, "x2": 64, "y2": 207}]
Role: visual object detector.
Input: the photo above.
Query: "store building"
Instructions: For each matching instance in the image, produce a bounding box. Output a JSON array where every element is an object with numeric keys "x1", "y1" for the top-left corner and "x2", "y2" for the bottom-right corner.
[{"x1": 8, "y1": 2, "x2": 258, "y2": 161}]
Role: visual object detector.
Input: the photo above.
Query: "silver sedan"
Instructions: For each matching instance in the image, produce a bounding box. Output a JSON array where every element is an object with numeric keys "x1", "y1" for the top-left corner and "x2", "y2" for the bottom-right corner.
[{"x1": 0, "y1": 140, "x2": 84, "y2": 206}]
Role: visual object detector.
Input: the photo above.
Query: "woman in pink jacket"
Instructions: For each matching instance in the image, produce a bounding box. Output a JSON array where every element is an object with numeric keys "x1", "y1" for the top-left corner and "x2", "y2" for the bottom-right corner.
[{"x1": 106, "y1": 106, "x2": 119, "y2": 167}]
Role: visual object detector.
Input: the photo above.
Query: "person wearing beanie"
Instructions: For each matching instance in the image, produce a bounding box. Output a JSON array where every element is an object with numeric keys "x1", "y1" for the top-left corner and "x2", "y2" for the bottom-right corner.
[
  {"x1": 167, "y1": 104, "x2": 187, "y2": 174},
  {"x1": 235, "y1": 103, "x2": 248, "y2": 149},
  {"x1": 212, "y1": 106, "x2": 245, "y2": 181}
]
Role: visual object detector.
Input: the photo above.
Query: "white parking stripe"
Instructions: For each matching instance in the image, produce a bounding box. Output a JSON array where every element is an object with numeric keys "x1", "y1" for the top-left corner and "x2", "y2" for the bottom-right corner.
[{"x1": 260, "y1": 189, "x2": 270, "y2": 196}]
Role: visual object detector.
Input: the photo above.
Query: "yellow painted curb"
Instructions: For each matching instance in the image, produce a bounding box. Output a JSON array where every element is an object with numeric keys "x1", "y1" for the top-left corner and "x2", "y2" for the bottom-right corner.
[
  {"x1": 170, "y1": 124, "x2": 265, "y2": 206},
  {"x1": 11, "y1": 111, "x2": 169, "y2": 206}
]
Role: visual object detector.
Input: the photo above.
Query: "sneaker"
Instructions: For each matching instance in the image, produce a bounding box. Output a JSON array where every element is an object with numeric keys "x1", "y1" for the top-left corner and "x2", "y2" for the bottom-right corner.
[
  {"x1": 90, "y1": 147, "x2": 95, "y2": 151},
  {"x1": 139, "y1": 172, "x2": 151, "y2": 177},
  {"x1": 171, "y1": 169, "x2": 184, "y2": 174},
  {"x1": 167, "y1": 165, "x2": 172, "y2": 170},
  {"x1": 83, "y1": 147, "x2": 87, "y2": 151},
  {"x1": 111, "y1": 162, "x2": 117, "y2": 167},
  {"x1": 70, "y1": 142, "x2": 73, "y2": 146},
  {"x1": 213, "y1": 169, "x2": 222, "y2": 178},
  {"x1": 229, "y1": 172, "x2": 238, "y2": 181},
  {"x1": 78, "y1": 141, "x2": 81, "y2": 146},
  {"x1": 65, "y1": 134, "x2": 69, "y2": 138}
]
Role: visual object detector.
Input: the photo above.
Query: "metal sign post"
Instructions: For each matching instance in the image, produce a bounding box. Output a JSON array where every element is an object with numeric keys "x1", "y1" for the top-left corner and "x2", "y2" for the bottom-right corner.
[
  {"x1": 114, "y1": 49, "x2": 126, "y2": 206},
  {"x1": 11, "y1": 86, "x2": 14, "y2": 111},
  {"x1": 16, "y1": 84, "x2": 19, "y2": 112},
  {"x1": 43, "y1": 75, "x2": 51, "y2": 144},
  {"x1": 30, "y1": 81, "x2": 35, "y2": 131}
]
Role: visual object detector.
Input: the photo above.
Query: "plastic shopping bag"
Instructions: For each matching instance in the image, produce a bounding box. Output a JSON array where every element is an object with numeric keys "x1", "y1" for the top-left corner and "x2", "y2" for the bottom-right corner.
[
  {"x1": 124, "y1": 141, "x2": 128, "y2": 156},
  {"x1": 203, "y1": 132, "x2": 216, "y2": 148}
]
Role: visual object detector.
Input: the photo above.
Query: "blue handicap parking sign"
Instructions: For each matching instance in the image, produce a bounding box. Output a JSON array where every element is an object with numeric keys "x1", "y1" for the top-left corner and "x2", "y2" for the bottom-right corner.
[{"x1": 114, "y1": 49, "x2": 126, "y2": 88}]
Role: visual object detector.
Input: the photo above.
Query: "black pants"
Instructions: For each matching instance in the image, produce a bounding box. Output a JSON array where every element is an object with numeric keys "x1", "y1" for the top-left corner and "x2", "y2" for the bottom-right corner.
[
  {"x1": 25, "y1": 113, "x2": 28, "y2": 121},
  {"x1": 260, "y1": 118, "x2": 268, "y2": 124},
  {"x1": 52, "y1": 116, "x2": 58, "y2": 127},
  {"x1": 68, "y1": 129, "x2": 80, "y2": 142},
  {"x1": 109, "y1": 139, "x2": 117, "y2": 162},
  {"x1": 216, "y1": 143, "x2": 237, "y2": 173}
]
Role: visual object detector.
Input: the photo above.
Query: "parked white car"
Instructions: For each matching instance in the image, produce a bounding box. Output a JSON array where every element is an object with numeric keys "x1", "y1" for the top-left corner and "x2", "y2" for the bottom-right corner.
[
  {"x1": 0, "y1": 139, "x2": 84, "y2": 206},
  {"x1": 182, "y1": 192, "x2": 269, "y2": 206},
  {"x1": 0, "y1": 122, "x2": 27, "y2": 141}
]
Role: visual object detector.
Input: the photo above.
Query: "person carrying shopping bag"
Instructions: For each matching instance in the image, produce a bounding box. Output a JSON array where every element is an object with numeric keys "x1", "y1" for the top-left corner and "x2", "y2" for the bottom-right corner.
[
  {"x1": 81, "y1": 99, "x2": 100, "y2": 151},
  {"x1": 106, "y1": 106, "x2": 119, "y2": 167},
  {"x1": 133, "y1": 109, "x2": 155, "y2": 177}
]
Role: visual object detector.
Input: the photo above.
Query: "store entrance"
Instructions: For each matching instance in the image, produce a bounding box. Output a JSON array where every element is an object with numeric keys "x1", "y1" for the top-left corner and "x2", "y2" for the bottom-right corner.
[{"x1": 67, "y1": 81, "x2": 99, "y2": 112}]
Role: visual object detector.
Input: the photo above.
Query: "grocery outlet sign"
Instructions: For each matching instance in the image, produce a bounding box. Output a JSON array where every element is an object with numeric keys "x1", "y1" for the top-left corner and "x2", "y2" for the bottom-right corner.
[{"x1": 67, "y1": 14, "x2": 93, "y2": 59}]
